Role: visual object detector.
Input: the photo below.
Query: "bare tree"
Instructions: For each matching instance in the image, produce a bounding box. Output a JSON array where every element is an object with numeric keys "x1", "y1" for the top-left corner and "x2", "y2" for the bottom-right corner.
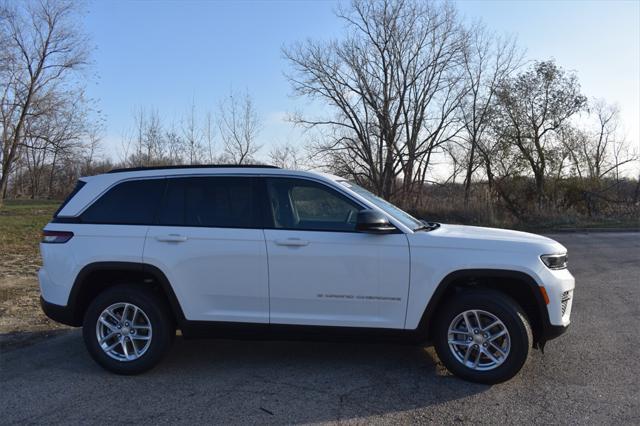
[
  {"x1": 123, "y1": 108, "x2": 174, "y2": 167},
  {"x1": 585, "y1": 100, "x2": 618, "y2": 179},
  {"x1": 217, "y1": 90, "x2": 262, "y2": 164},
  {"x1": 203, "y1": 110, "x2": 216, "y2": 163},
  {"x1": 562, "y1": 100, "x2": 637, "y2": 182},
  {"x1": 81, "y1": 122, "x2": 103, "y2": 176},
  {"x1": 457, "y1": 23, "x2": 521, "y2": 205},
  {"x1": 182, "y1": 100, "x2": 202, "y2": 164},
  {"x1": 142, "y1": 109, "x2": 164, "y2": 165},
  {"x1": 0, "y1": 0, "x2": 89, "y2": 205},
  {"x1": 7, "y1": 88, "x2": 100, "y2": 199},
  {"x1": 268, "y1": 142, "x2": 306, "y2": 169},
  {"x1": 285, "y1": 0, "x2": 467, "y2": 200},
  {"x1": 164, "y1": 126, "x2": 186, "y2": 165},
  {"x1": 41, "y1": 93, "x2": 88, "y2": 198}
]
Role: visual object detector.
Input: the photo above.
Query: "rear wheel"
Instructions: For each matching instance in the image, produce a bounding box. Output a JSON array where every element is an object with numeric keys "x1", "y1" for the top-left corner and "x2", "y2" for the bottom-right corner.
[
  {"x1": 82, "y1": 285, "x2": 174, "y2": 375},
  {"x1": 433, "y1": 289, "x2": 533, "y2": 384}
]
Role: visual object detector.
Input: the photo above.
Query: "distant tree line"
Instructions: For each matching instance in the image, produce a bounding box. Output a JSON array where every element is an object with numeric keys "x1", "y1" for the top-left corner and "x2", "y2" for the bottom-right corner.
[
  {"x1": 1, "y1": 0, "x2": 637, "y2": 226},
  {"x1": 284, "y1": 0, "x2": 638, "y2": 223},
  {"x1": 115, "y1": 88, "x2": 305, "y2": 170},
  {"x1": 0, "y1": 1, "x2": 292, "y2": 203}
]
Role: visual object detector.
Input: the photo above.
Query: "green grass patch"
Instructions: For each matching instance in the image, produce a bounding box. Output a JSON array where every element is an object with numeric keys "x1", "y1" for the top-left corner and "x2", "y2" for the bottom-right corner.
[{"x1": 0, "y1": 200, "x2": 60, "y2": 259}]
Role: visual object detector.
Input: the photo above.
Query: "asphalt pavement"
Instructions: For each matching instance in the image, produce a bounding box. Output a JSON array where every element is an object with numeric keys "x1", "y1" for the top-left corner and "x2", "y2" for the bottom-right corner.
[{"x1": 1, "y1": 232, "x2": 639, "y2": 424}]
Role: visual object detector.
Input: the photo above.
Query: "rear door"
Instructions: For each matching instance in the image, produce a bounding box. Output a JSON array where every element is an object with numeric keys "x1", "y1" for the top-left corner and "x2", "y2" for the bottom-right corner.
[
  {"x1": 42, "y1": 179, "x2": 164, "y2": 306},
  {"x1": 143, "y1": 175, "x2": 269, "y2": 323},
  {"x1": 262, "y1": 177, "x2": 410, "y2": 329}
]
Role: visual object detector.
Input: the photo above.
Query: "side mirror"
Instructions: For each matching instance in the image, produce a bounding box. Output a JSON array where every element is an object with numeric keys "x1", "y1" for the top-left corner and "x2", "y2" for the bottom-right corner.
[{"x1": 355, "y1": 210, "x2": 396, "y2": 234}]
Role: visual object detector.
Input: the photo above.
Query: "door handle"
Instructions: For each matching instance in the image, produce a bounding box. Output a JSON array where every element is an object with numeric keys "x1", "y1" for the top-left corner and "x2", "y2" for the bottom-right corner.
[
  {"x1": 156, "y1": 234, "x2": 188, "y2": 243},
  {"x1": 275, "y1": 238, "x2": 309, "y2": 247}
]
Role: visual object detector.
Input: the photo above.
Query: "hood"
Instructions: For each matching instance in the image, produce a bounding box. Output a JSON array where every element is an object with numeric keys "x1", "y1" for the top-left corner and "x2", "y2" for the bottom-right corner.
[{"x1": 410, "y1": 224, "x2": 566, "y2": 255}]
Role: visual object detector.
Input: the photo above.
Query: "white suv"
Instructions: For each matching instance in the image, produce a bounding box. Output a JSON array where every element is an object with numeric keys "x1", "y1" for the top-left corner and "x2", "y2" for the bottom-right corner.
[{"x1": 39, "y1": 165, "x2": 574, "y2": 383}]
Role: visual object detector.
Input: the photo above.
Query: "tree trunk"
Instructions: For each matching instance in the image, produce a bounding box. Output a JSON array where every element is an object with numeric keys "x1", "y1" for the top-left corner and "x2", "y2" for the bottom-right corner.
[
  {"x1": 463, "y1": 139, "x2": 477, "y2": 206},
  {"x1": 48, "y1": 149, "x2": 59, "y2": 199},
  {"x1": 534, "y1": 169, "x2": 545, "y2": 206},
  {"x1": 0, "y1": 174, "x2": 8, "y2": 207}
]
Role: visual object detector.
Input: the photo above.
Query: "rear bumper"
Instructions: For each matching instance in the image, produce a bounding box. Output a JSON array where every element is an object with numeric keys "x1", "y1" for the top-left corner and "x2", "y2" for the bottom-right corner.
[{"x1": 40, "y1": 297, "x2": 80, "y2": 327}]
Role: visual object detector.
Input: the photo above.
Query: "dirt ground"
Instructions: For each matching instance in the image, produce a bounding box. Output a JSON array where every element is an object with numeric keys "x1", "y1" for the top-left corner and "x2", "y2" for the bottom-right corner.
[
  {"x1": 0, "y1": 200, "x2": 70, "y2": 350},
  {"x1": 0, "y1": 275, "x2": 69, "y2": 350}
]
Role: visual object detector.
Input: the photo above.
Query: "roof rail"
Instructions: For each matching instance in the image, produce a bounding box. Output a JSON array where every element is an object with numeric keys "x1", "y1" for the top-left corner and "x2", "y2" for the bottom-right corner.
[{"x1": 107, "y1": 164, "x2": 280, "y2": 174}]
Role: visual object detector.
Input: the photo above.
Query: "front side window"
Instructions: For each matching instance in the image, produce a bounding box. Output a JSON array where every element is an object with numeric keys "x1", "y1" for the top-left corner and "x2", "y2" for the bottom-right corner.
[
  {"x1": 339, "y1": 180, "x2": 423, "y2": 230},
  {"x1": 157, "y1": 176, "x2": 259, "y2": 228},
  {"x1": 266, "y1": 178, "x2": 360, "y2": 232},
  {"x1": 80, "y1": 179, "x2": 165, "y2": 225}
]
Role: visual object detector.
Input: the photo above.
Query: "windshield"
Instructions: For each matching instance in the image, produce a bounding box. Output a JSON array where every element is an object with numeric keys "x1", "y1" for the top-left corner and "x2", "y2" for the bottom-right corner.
[{"x1": 339, "y1": 181, "x2": 424, "y2": 230}]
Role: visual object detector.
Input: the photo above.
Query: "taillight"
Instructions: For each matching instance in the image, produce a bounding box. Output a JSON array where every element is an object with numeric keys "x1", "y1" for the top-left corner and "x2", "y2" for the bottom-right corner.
[{"x1": 42, "y1": 230, "x2": 74, "y2": 244}]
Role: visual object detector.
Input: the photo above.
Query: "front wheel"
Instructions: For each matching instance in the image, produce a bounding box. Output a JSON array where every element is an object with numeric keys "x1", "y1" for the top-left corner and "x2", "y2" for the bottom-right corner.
[
  {"x1": 433, "y1": 290, "x2": 533, "y2": 384},
  {"x1": 82, "y1": 285, "x2": 174, "y2": 375}
]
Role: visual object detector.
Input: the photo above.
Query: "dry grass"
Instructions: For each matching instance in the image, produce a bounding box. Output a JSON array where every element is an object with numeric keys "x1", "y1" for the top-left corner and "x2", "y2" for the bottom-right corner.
[
  {"x1": 403, "y1": 180, "x2": 640, "y2": 230},
  {"x1": 0, "y1": 200, "x2": 59, "y2": 278},
  {"x1": 0, "y1": 200, "x2": 69, "y2": 348}
]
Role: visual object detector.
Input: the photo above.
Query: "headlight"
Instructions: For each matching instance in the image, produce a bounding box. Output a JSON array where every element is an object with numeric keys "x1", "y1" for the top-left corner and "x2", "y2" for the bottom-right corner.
[{"x1": 540, "y1": 253, "x2": 568, "y2": 270}]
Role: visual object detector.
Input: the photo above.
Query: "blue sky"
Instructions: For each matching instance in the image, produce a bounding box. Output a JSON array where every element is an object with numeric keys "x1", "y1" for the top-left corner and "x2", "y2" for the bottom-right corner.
[{"x1": 84, "y1": 0, "x2": 640, "y2": 163}]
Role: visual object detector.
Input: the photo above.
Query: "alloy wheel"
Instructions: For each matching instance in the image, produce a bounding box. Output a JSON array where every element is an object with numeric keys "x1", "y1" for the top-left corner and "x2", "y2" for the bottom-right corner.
[
  {"x1": 95, "y1": 302, "x2": 153, "y2": 362},
  {"x1": 447, "y1": 309, "x2": 511, "y2": 371}
]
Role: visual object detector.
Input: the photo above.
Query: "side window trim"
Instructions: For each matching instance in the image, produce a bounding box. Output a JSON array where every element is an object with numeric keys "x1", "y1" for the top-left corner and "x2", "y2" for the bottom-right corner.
[{"x1": 263, "y1": 176, "x2": 366, "y2": 233}]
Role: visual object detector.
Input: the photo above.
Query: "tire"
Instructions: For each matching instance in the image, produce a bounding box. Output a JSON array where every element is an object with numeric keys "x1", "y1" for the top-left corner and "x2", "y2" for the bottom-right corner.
[
  {"x1": 433, "y1": 289, "x2": 533, "y2": 384},
  {"x1": 82, "y1": 285, "x2": 175, "y2": 375}
]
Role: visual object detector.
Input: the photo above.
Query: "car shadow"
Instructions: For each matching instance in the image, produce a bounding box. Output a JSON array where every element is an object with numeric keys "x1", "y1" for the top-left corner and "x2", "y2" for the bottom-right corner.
[
  {"x1": 0, "y1": 328, "x2": 71, "y2": 352},
  {"x1": 157, "y1": 336, "x2": 490, "y2": 422}
]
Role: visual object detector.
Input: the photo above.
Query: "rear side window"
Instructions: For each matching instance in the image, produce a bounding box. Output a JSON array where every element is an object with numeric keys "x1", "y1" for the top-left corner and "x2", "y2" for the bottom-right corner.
[
  {"x1": 80, "y1": 179, "x2": 165, "y2": 225},
  {"x1": 156, "y1": 176, "x2": 260, "y2": 228}
]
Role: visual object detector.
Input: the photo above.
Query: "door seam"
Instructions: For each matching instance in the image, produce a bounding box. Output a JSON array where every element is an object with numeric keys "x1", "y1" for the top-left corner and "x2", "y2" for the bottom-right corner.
[
  {"x1": 403, "y1": 234, "x2": 412, "y2": 329},
  {"x1": 262, "y1": 229, "x2": 272, "y2": 324},
  {"x1": 141, "y1": 226, "x2": 151, "y2": 263}
]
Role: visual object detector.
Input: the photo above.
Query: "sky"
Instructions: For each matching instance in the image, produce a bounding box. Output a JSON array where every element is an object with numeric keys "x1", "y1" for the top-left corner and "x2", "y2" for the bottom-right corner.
[{"x1": 84, "y1": 0, "x2": 640, "y2": 167}]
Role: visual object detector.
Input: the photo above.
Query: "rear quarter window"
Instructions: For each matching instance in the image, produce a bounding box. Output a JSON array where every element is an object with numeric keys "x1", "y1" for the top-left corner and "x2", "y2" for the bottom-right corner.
[
  {"x1": 80, "y1": 179, "x2": 165, "y2": 225},
  {"x1": 54, "y1": 180, "x2": 86, "y2": 217}
]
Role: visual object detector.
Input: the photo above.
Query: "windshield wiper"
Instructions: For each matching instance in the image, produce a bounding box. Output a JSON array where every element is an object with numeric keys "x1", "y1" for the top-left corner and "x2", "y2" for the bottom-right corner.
[
  {"x1": 414, "y1": 220, "x2": 440, "y2": 232},
  {"x1": 413, "y1": 219, "x2": 440, "y2": 232}
]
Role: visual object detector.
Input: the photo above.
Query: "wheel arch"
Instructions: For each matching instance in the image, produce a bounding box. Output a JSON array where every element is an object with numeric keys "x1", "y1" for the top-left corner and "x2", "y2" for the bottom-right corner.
[
  {"x1": 417, "y1": 269, "x2": 551, "y2": 346},
  {"x1": 65, "y1": 262, "x2": 186, "y2": 327}
]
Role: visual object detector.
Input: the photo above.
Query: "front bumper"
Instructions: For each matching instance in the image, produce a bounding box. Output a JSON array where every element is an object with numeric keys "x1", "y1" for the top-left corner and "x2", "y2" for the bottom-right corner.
[
  {"x1": 539, "y1": 267, "x2": 575, "y2": 327},
  {"x1": 534, "y1": 267, "x2": 574, "y2": 345},
  {"x1": 545, "y1": 323, "x2": 570, "y2": 340}
]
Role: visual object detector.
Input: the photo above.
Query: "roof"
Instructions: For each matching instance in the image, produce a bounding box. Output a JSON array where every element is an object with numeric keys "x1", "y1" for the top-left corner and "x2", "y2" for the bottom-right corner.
[{"x1": 107, "y1": 164, "x2": 279, "y2": 174}]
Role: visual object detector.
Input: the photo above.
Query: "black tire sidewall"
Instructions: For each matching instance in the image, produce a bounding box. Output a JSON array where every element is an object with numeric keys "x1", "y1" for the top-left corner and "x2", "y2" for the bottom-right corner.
[
  {"x1": 433, "y1": 290, "x2": 532, "y2": 384},
  {"x1": 82, "y1": 285, "x2": 173, "y2": 375}
]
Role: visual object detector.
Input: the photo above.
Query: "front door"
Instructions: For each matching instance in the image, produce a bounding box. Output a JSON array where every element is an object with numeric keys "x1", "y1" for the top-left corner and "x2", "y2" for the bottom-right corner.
[
  {"x1": 263, "y1": 177, "x2": 410, "y2": 329},
  {"x1": 143, "y1": 176, "x2": 269, "y2": 323}
]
